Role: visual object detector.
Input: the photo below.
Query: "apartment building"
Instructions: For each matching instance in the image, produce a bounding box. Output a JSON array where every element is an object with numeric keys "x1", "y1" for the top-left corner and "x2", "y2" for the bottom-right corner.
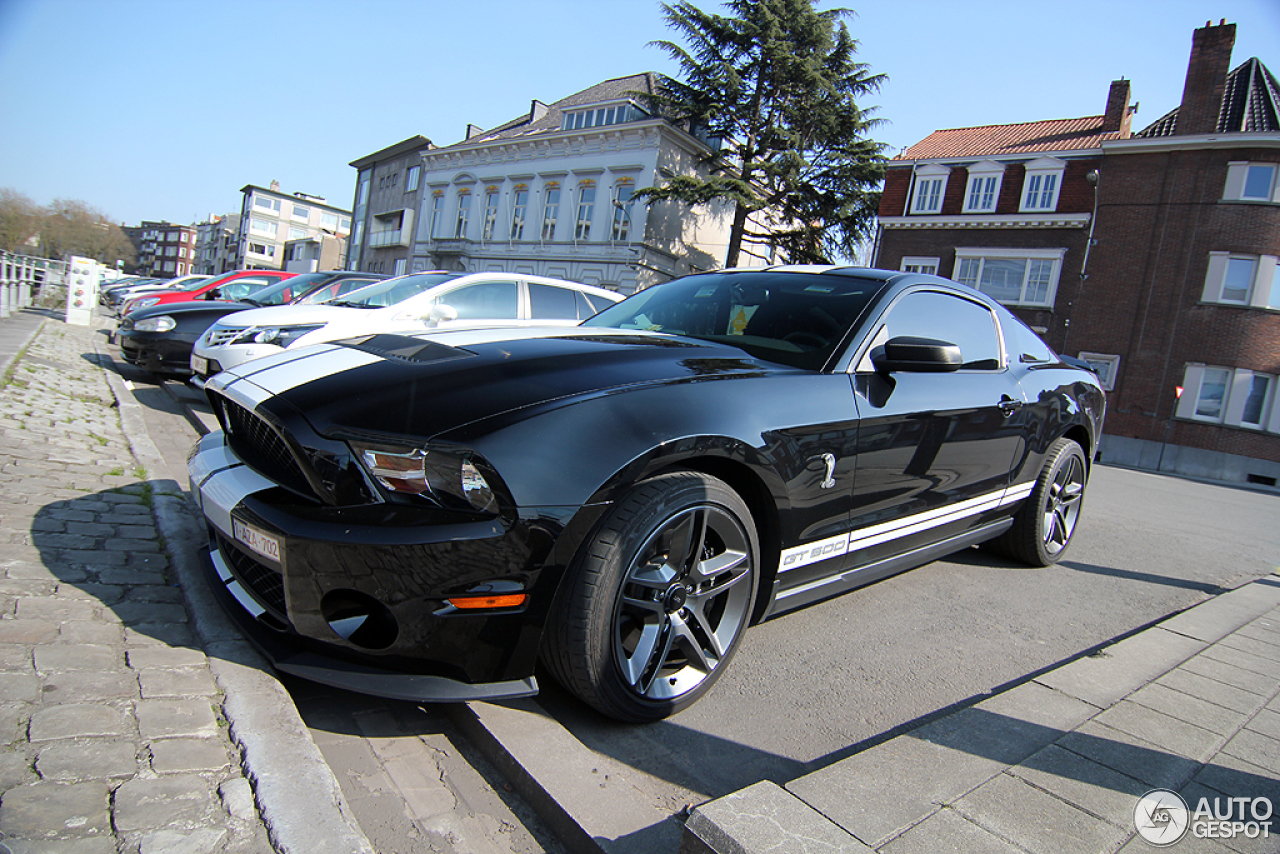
[
  {"x1": 236, "y1": 182, "x2": 352, "y2": 271},
  {"x1": 348, "y1": 135, "x2": 435, "y2": 276}
]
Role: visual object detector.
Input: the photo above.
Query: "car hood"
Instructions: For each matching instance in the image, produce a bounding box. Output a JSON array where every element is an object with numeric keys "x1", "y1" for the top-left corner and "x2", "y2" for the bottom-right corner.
[
  {"x1": 206, "y1": 303, "x2": 376, "y2": 330},
  {"x1": 208, "y1": 327, "x2": 790, "y2": 441},
  {"x1": 126, "y1": 301, "x2": 249, "y2": 321}
]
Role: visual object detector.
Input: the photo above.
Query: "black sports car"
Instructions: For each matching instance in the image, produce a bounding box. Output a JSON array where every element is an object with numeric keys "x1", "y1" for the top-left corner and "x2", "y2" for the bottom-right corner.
[
  {"x1": 188, "y1": 267, "x2": 1105, "y2": 721},
  {"x1": 117, "y1": 271, "x2": 386, "y2": 376}
]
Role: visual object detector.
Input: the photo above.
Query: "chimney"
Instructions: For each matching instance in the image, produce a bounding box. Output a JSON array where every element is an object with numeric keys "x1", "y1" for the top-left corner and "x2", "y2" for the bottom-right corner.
[
  {"x1": 465, "y1": 123, "x2": 484, "y2": 140},
  {"x1": 269, "y1": 179, "x2": 281, "y2": 192},
  {"x1": 1102, "y1": 79, "x2": 1131, "y2": 134},
  {"x1": 1177, "y1": 20, "x2": 1236, "y2": 135},
  {"x1": 530, "y1": 100, "x2": 549, "y2": 122}
]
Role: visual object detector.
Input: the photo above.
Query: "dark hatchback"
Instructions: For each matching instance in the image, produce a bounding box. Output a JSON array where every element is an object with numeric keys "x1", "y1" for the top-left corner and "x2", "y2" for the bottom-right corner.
[
  {"x1": 117, "y1": 271, "x2": 387, "y2": 376},
  {"x1": 188, "y1": 267, "x2": 1105, "y2": 721}
]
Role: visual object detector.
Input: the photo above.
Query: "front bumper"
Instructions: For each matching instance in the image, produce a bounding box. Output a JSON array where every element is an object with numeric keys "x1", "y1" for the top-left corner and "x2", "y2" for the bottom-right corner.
[
  {"x1": 118, "y1": 331, "x2": 199, "y2": 375},
  {"x1": 188, "y1": 431, "x2": 555, "y2": 702}
]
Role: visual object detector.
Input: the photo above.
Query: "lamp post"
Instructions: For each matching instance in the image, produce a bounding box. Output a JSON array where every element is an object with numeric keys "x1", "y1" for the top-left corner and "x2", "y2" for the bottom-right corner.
[{"x1": 1157, "y1": 385, "x2": 1185, "y2": 472}]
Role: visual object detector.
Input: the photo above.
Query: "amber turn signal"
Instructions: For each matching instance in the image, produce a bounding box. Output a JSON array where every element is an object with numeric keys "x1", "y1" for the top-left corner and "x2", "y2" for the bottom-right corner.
[{"x1": 446, "y1": 594, "x2": 527, "y2": 610}]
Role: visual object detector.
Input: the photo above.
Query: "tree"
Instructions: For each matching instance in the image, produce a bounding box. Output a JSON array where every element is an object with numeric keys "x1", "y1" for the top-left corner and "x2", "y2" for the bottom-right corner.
[
  {"x1": 39, "y1": 198, "x2": 135, "y2": 267},
  {"x1": 638, "y1": 0, "x2": 888, "y2": 266},
  {"x1": 0, "y1": 188, "x2": 41, "y2": 254}
]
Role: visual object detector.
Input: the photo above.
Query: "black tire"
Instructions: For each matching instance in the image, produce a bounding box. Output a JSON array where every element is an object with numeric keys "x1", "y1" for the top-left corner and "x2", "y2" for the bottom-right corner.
[
  {"x1": 989, "y1": 438, "x2": 1088, "y2": 566},
  {"x1": 542, "y1": 472, "x2": 759, "y2": 722}
]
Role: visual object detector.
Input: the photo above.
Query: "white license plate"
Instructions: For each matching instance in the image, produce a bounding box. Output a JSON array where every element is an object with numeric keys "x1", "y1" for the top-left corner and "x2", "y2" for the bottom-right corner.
[
  {"x1": 233, "y1": 518, "x2": 280, "y2": 562},
  {"x1": 192, "y1": 355, "x2": 208, "y2": 375}
]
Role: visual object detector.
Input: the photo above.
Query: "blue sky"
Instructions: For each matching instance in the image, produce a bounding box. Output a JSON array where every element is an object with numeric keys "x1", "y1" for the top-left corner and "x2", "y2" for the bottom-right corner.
[{"x1": 0, "y1": 0, "x2": 1276, "y2": 227}]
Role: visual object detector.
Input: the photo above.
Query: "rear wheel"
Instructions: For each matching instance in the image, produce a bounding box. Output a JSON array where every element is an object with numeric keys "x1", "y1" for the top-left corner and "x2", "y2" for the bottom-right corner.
[
  {"x1": 989, "y1": 438, "x2": 1087, "y2": 566},
  {"x1": 543, "y1": 472, "x2": 758, "y2": 722}
]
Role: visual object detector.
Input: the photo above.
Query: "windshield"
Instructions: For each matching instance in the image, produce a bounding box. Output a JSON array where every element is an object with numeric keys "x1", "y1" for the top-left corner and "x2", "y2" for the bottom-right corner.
[
  {"x1": 582, "y1": 270, "x2": 888, "y2": 370},
  {"x1": 330, "y1": 272, "x2": 463, "y2": 308},
  {"x1": 241, "y1": 271, "x2": 334, "y2": 306}
]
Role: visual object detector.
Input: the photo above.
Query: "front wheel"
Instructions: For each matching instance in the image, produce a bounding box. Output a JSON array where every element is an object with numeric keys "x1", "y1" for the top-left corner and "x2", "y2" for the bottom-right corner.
[
  {"x1": 542, "y1": 472, "x2": 759, "y2": 722},
  {"x1": 989, "y1": 438, "x2": 1088, "y2": 566}
]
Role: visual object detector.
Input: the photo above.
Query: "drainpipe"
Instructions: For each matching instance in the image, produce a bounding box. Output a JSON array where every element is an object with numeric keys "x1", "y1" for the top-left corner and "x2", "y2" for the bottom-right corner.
[{"x1": 1062, "y1": 168, "x2": 1100, "y2": 355}]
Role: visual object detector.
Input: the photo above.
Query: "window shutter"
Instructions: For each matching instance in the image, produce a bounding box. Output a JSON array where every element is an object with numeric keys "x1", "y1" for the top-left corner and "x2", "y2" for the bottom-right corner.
[
  {"x1": 1223, "y1": 162, "x2": 1248, "y2": 200},
  {"x1": 1176, "y1": 365, "x2": 1204, "y2": 419},
  {"x1": 1202, "y1": 253, "x2": 1229, "y2": 302},
  {"x1": 1251, "y1": 255, "x2": 1277, "y2": 309}
]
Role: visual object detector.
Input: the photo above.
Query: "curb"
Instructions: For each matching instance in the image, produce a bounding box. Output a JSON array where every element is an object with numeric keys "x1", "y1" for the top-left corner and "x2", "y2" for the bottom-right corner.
[{"x1": 95, "y1": 333, "x2": 375, "y2": 854}]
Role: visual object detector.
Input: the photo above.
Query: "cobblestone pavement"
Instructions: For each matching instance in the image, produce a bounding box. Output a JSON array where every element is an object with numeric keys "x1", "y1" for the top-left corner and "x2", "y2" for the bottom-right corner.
[{"x1": 0, "y1": 313, "x2": 274, "y2": 853}]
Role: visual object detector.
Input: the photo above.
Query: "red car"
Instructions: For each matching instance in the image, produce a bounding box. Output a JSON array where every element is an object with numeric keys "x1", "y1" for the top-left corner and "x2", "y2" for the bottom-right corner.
[{"x1": 122, "y1": 270, "x2": 296, "y2": 316}]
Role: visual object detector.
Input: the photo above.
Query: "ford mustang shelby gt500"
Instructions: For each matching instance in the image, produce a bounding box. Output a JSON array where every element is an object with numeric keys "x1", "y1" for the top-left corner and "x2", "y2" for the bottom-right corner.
[{"x1": 188, "y1": 266, "x2": 1104, "y2": 722}]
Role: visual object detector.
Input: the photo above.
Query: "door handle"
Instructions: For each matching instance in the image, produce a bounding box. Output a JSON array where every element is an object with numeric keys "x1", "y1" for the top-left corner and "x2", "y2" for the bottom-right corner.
[{"x1": 999, "y1": 396, "x2": 1023, "y2": 417}]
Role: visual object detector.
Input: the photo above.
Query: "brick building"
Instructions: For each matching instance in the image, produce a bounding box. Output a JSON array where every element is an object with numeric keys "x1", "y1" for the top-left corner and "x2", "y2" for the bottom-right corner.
[{"x1": 874, "y1": 21, "x2": 1280, "y2": 486}]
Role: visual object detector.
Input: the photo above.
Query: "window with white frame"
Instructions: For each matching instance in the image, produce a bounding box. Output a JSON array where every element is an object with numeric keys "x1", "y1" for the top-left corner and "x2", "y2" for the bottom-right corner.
[
  {"x1": 900, "y1": 257, "x2": 940, "y2": 275},
  {"x1": 611, "y1": 180, "x2": 634, "y2": 241},
  {"x1": 1201, "y1": 252, "x2": 1280, "y2": 308},
  {"x1": 1178, "y1": 364, "x2": 1279, "y2": 432},
  {"x1": 292, "y1": 205, "x2": 310, "y2": 220},
  {"x1": 541, "y1": 182, "x2": 561, "y2": 240},
  {"x1": 1078, "y1": 352, "x2": 1120, "y2": 390},
  {"x1": 250, "y1": 218, "x2": 278, "y2": 237},
  {"x1": 482, "y1": 187, "x2": 500, "y2": 240},
  {"x1": 1020, "y1": 157, "x2": 1067, "y2": 212},
  {"x1": 561, "y1": 102, "x2": 646, "y2": 131},
  {"x1": 428, "y1": 192, "x2": 445, "y2": 239},
  {"x1": 909, "y1": 165, "x2": 949, "y2": 214},
  {"x1": 253, "y1": 196, "x2": 281, "y2": 212},
  {"x1": 575, "y1": 181, "x2": 595, "y2": 240},
  {"x1": 510, "y1": 185, "x2": 528, "y2": 240},
  {"x1": 406, "y1": 165, "x2": 421, "y2": 193},
  {"x1": 963, "y1": 162, "x2": 1004, "y2": 213},
  {"x1": 454, "y1": 190, "x2": 471, "y2": 238},
  {"x1": 288, "y1": 226, "x2": 307, "y2": 241},
  {"x1": 1223, "y1": 161, "x2": 1280, "y2": 202},
  {"x1": 953, "y1": 248, "x2": 1066, "y2": 308}
]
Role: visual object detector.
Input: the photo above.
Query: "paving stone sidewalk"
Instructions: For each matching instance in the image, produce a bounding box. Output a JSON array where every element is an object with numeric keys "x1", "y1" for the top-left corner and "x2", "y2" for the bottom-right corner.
[
  {"x1": 682, "y1": 576, "x2": 1280, "y2": 854},
  {"x1": 0, "y1": 312, "x2": 275, "y2": 853}
]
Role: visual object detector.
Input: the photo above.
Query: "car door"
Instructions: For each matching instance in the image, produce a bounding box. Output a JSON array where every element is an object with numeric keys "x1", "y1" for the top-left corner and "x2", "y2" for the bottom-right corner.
[
  {"x1": 527, "y1": 281, "x2": 590, "y2": 324},
  {"x1": 846, "y1": 288, "x2": 1027, "y2": 569},
  {"x1": 413, "y1": 279, "x2": 521, "y2": 330}
]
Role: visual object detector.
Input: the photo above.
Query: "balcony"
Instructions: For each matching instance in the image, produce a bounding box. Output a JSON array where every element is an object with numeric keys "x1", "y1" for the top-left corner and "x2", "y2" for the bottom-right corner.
[{"x1": 367, "y1": 228, "x2": 410, "y2": 248}]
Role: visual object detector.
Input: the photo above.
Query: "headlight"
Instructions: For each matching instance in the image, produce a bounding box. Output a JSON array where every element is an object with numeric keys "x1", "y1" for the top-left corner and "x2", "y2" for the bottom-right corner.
[
  {"x1": 231, "y1": 324, "x2": 326, "y2": 348},
  {"x1": 351, "y1": 442, "x2": 498, "y2": 513},
  {"x1": 133, "y1": 315, "x2": 176, "y2": 333},
  {"x1": 130, "y1": 297, "x2": 161, "y2": 311}
]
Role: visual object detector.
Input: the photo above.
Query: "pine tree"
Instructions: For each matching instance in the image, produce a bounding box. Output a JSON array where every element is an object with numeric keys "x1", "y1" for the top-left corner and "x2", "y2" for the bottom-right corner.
[{"x1": 639, "y1": 0, "x2": 887, "y2": 266}]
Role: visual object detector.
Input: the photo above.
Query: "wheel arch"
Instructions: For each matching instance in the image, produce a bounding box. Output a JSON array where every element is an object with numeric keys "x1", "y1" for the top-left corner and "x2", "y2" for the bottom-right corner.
[{"x1": 544, "y1": 438, "x2": 786, "y2": 627}]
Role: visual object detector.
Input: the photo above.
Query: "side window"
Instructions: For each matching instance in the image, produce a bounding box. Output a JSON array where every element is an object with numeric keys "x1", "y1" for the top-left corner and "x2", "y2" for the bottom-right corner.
[
  {"x1": 1003, "y1": 314, "x2": 1054, "y2": 364},
  {"x1": 436, "y1": 281, "x2": 519, "y2": 320},
  {"x1": 576, "y1": 290, "x2": 608, "y2": 317},
  {"x1": 880, "y1": 291, "x2": 1002, "y2": 369},
  {"x1": 528, "y1": 283, "x2": 581, "y2": 320}
]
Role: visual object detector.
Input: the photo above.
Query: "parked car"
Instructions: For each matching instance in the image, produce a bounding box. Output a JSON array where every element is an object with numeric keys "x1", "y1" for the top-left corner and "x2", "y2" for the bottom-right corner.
[
  {"x1": 188, "y1": 271, "x2": 620, "y2": 382},
  {"x1": 121, "y1": 269, "x2": 296, "y2": 316},
  {"x1": 116, "y1": 271, "x2": 387, "y2": 377},
  {"x1": 103, "y1": 276, "x2": 202, "y2": 313},
  {"x1": 188, "y1": 266, "x2": 1105, "y2": 722},
  {"x1": 99, "y1": 277, "x2": 158, "y2": 305}
]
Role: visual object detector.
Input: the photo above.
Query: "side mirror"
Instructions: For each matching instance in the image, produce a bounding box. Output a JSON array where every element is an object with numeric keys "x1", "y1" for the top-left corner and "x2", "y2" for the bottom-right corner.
[
  {"x1": 871, "y1": 336, "x2": 963, "y2": 373},
  {"x1": 425, "y1": 303, "x2": 458, "y2": 326}
]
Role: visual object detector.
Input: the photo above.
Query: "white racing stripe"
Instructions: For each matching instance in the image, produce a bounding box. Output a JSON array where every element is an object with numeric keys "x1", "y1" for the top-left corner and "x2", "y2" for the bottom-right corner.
[
  {"x1": 198, "y1": 463, "x2": 278, "y2": 538},
  {"x1": 778, "y1": 481, "x2": 1037, "y2": 573}
]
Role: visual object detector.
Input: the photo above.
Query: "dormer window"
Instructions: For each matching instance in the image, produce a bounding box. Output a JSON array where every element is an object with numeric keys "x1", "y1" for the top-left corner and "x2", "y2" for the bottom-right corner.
[
  {"x1": 561, "y1": 102, "x2": 648, "y2": 131},
  {"x1": 909, "y1": 165, "x2": 950, "y2": 214},
  {"x1": 1021, "y1": 156, "x2": 1066, "y2": 212},
  {"x1": 963, "y1": 161, "x2": 1004, "y2": 213}
]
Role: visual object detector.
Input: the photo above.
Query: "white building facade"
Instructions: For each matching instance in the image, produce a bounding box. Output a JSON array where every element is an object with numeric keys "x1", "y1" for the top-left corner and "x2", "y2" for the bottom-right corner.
[
  {"x1": 236, "y1": 183, "x2": 352, "y2": 271},
  {"x1": 405, "y1": 74, "x2": 745, "y2": 294}
]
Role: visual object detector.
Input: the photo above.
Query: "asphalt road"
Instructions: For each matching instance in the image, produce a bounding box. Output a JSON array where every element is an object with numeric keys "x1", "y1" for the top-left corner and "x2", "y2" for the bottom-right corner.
[{"x1": 117, "y1": 349, "x2": 1280, "y2": 852}]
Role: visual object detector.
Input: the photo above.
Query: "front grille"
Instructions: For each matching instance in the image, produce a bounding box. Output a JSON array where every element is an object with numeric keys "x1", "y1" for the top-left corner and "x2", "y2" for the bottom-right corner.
[
  {"x1": 216, "y1": 531, "x2": 286, "y2": 621},
  {"x1": 217, "y1": 396, "x2": 315, "y2": 498},
  {"x1": 205, "y1": 325, "x2": 247, "y2": 347}
]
